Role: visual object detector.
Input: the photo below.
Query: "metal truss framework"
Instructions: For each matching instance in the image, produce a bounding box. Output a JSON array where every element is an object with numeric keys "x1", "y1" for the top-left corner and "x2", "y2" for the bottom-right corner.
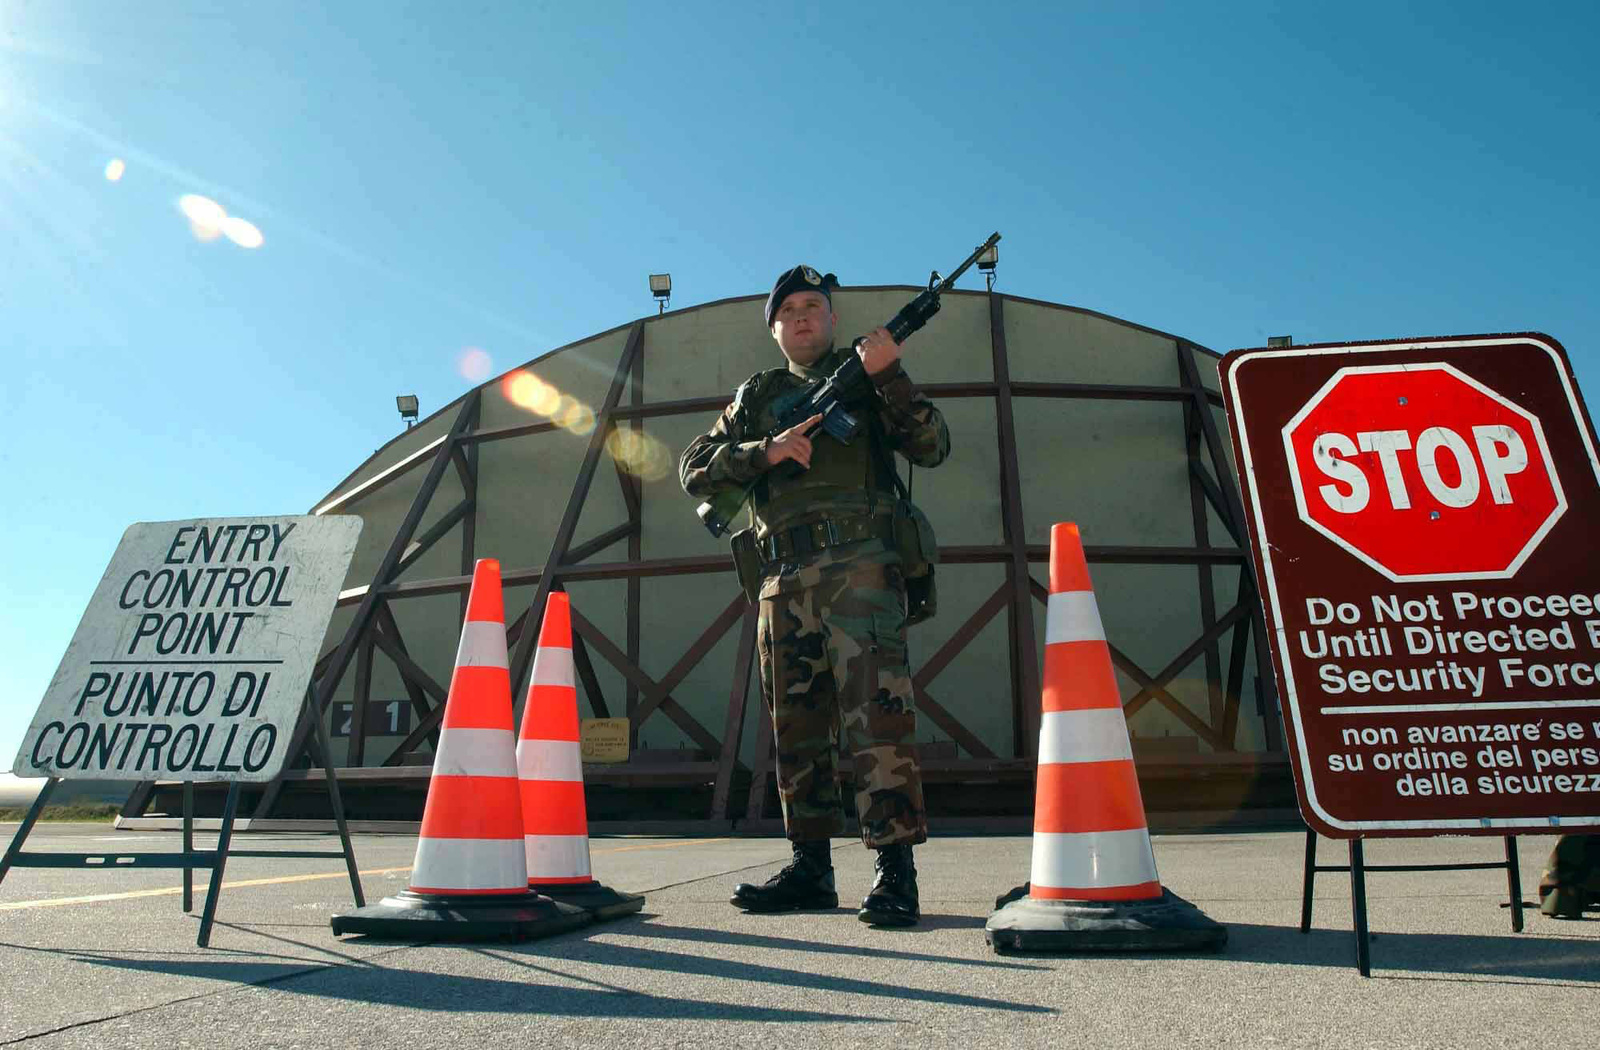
[{"x1": 123, "y1": 293, "x2": 1283, "y2": 826}]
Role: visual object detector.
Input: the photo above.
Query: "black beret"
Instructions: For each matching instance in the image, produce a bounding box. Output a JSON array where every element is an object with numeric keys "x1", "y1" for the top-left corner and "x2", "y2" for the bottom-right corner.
[{"x1": 764, "y1": 264, "x2": 837, "y2": 327}]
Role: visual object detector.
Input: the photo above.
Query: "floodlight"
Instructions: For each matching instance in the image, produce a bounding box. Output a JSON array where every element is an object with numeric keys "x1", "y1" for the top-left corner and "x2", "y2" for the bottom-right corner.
[
  {"x1": 976, "y1": 244, "x2": 999, "y2": 291},
  {"x1": 649, "y1": 273, "x2": 672, "y2": 314},
  {"x1": 1267, "y1": 336, "x2": 1293, "y2": 348},
  {"x1": 397, "y1": 394, "x2": 420, "y2": 428}
]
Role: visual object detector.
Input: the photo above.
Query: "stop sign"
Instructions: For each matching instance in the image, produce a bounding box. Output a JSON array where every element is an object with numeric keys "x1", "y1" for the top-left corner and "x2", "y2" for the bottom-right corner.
[{"x1": 1282, "y1": 362, "x2": 1565, "y2": 581}]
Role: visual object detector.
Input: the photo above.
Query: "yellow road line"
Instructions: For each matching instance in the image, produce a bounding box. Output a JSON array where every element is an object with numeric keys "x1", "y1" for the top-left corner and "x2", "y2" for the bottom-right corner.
[
  {"x1": 0, "y1": 867, "x2": 413, "y2": 911},
  {"x1": 0, "y1": 837, "x2": 732, "y2": 911},
  {"x1": 594, "y1": 837, "x2": 732, "y2": 854}
]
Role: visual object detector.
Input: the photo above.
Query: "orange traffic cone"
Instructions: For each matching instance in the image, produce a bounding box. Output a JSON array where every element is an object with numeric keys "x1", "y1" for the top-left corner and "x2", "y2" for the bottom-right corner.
[
  {"x1": 332, "y1": 559, "x2": 590, "y2": 941},
  {"x1": 516, "y1": 591, "x2": 643, "y2": 920},
  {"x1": 985, "y1": 524, "x2": 1226, "y2": 952}
]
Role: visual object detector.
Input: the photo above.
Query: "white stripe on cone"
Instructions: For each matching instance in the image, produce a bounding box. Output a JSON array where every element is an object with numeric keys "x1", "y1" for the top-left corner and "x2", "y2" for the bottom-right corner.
[
  {"x1": 526, "y1": 834, "x2": 593, "y2": 881},
  {"x1": 516, "y1": 739, "x2": 584, "y2": 782},
  {"x1": 530, "y1": 646, "x2": 576, "y2": 688},
  {"x1": 1037, "y1": 709, "x2": 1134, "y2": 765},
  {"x1": 411, "y1": 836, "x2": 527, "y2": 892},
  {"x1": 1045, "y1": 590, "x2": 1106, "y2": 644},
  {"x1": 432, "y1": 728, "x2": 519, "y2": 778},
  {"x1": 455, "y1": 621, "x2": 509, "y2": 669},
  {"x1": 1030, "y1": 828, "x2": 1159, "y2": 892}
]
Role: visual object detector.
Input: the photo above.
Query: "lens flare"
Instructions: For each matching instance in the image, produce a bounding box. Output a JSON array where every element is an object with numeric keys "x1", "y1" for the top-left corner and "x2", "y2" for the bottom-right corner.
[
  {"x1": 606, "y1": 427, "x2": 671, "y2": 480},
  {"x1": 458, "y1": 347, "x2": 493, "y2": 383},
  {"x1": 179, "y1": 194, "x2": 226, "y2": 241},
  {"x1": 563, "y1": 404, "x2": 596, "y2": 436},
  {"x1": 222, "y1": 216, "x2": 264, "y2": 249},
  {"x1": 531, "y1": 384, "x2": 562, "y2": 417},
  {"x1": 503, "y1": 371, "x2": 542, "y2": 410},
  {"x1": 104, "y1": 158, "x2": 125, "y2": 181}
]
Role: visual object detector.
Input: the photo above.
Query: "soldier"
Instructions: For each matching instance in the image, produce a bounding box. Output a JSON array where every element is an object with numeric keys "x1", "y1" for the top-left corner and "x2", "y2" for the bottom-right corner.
[{"x1": 678, "y1": 264, "x2": 950, "y2": 926}]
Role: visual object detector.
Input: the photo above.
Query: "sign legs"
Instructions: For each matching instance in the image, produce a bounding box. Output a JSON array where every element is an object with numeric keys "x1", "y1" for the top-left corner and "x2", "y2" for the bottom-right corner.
[
  {"x1": 196, "y1": 784, "x2": 241, "y2": 948},
  {"x1": 0, "y1": 777, "x2": 60, "y2": 887},
  {"x1": 182, "y1": 782, "x2": 195, "y2": 913},
  {"x1": 1300, "y1": 827, "x2": 1528, "y2": 977},
  {"x1": 1348, "y1": 839, "x2": 1371, "y2": 977}
]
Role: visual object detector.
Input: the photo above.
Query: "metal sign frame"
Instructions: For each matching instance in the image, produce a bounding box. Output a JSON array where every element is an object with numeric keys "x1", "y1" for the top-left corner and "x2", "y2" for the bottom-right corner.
[{"x1": 0, "y1": 694, "x2": 362, "y2": 947}]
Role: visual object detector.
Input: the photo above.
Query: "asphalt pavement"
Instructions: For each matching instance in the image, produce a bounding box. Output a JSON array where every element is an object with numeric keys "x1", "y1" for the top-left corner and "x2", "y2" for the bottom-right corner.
[{"x1": 0, "y1": 824, "x2": 1594, "y2": 1049}]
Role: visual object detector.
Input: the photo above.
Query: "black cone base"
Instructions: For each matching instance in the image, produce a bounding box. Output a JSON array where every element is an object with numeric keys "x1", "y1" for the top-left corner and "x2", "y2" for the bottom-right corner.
[
  {"x1": 984, "y1": 886, "x2": 1227, "y2": 954},
  {"x1": 533, "y1": 880, "x2": 645, "y2": 922},
  {"x1": 331, "y1": 889, "x2": 591, "y2": 942}
]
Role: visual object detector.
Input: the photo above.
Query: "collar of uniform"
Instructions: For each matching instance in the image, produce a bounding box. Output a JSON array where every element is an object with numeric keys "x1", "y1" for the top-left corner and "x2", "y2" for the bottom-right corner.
[{"x1": 786, "y1": 346, "x2": 846, "y2": 381}]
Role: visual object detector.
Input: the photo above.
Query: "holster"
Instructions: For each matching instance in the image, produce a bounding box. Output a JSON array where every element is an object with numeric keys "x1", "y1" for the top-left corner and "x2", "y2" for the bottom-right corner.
[
  {"x1": 729, "y1": 527, "x2": 763, "y2": 605},
  {"x1": 892, "y1": 498, "x2": 938, "y2": 625}
]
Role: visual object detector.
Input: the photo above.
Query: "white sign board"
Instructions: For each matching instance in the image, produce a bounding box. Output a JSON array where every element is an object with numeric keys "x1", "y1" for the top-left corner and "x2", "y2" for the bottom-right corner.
[{"x1": 13, "y1": 515, "x2": 362, "y2": 782}]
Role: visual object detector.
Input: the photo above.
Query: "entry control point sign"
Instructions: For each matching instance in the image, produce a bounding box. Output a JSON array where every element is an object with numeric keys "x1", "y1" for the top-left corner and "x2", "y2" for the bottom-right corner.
[
  {"x1": 14, "y1": 515, "x2": 362, "y2": 783},
  {"x1": 1222, "y1": 334, "x2": 1600, "y2": 837}
]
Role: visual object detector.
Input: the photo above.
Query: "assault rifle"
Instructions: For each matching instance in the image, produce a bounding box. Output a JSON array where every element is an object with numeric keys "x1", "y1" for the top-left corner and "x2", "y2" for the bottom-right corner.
[{"x1": 696, "y1": 231, "x2": 1001, "y2": 537}]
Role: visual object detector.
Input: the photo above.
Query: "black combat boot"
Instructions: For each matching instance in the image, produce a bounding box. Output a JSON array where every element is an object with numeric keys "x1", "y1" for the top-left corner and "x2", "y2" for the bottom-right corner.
[
  {"x1": 858, "y1": 843, "x2": 919, "y2": 926},
  {"x1": 730, "y1": 840, "x2": 838, "y2": 912}
]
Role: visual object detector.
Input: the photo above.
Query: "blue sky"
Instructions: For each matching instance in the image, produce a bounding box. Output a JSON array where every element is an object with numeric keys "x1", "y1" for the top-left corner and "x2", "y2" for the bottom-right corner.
[{"x1": 3, "y1": 2, "x2": 1596, "y2": 769}]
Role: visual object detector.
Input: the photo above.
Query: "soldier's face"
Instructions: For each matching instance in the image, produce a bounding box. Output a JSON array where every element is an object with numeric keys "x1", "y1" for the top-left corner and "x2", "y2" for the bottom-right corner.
[{"x1": 770, "y1": 291, "x2": 835, "y2": 366}]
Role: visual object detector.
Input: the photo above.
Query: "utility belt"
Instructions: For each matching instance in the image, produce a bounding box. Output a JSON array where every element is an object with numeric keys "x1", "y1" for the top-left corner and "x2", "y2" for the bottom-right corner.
[
  {"x1": 758, "y1": 514, "x2": 895, "y2": 564},
  {"x1": 729, "y1": 506, "x2": 937, "y2": 626}
]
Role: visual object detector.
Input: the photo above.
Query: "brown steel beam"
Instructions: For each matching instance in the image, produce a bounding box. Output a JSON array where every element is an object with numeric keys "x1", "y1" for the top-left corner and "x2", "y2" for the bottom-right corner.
[
  {"x1": 459, "y1": 399, "x2": 479, "y2": 625},
  {"x1": 258, "y1": 391, "x2": 481, "y2": 816},
  {"x1": 313, "y1": 434, "x2": 449, "y2": 515},
  {"x1": 913, "y1": 580, "x2": 1012, "y2": 693},
  {"x1": 630, "y1": 594, "x2": 747, "y2": 729},
  {"x1": 459, "y1": 419, "x2": 562, "y2": 445},
  {"x1": 570, "y1": 629, "x2": 610, "y2": 718},
  {"x1": 369, "y1": 605, "x2": 444, "y2": 761},
  {"x1": 613, "y1": 396, "x2": 728, "y2": 420},
  {"x1": 1178, "y1": 339, "x2": 1282, "y2": 751},
  {"x1": 347, "y1": 629, "x2": 376, "y2": 767},
  {"x1": 1122, "y1": 601, "x2": 1251, "y2": 725},
  {"x1": 988, "y1": 294, "x2": 1042, "y2": 760},
  {"x1": 337, "y1": 545, "x2": 1247, "y2": 608},
  {"x1": 1183, "y1": 399, "x2": 1227, "y2": 745},
  {"x1": 912, "y1": 687, "x2": 996, "y2": 761},
  {"x1": 568, "y1": 605, "x2": 722, "y2": 754},
  {"x1": 1221, "y1": 589, "x2": 1251, "y2": 749},
  {"x1": 627, "y1": 342, "x2": 644, "y2": 748},
  {"x1": 508, "y1": 322, "x2": 646, "y2": 696},
  {"x1": 393, "y1": 499, "x2": 473, "y2": 579},
  {"x1": 711, "y1": 606, "x2": 759, "y2": 820},
  {"x1": 562, "y1": 521, "x2": 640, "y2": 567}
]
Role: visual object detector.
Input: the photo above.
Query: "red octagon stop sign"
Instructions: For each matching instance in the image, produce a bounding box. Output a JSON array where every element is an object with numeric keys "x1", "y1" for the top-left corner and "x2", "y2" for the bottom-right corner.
[{"x1": 1282, "y1": 363, "x2": 1566, "y2": 581}]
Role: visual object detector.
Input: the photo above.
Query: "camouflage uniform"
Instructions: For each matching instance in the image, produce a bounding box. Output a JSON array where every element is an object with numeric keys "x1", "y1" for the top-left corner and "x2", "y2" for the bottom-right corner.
[{"x1": 680, "y1": 345, "x2": 950, "y2": 847}]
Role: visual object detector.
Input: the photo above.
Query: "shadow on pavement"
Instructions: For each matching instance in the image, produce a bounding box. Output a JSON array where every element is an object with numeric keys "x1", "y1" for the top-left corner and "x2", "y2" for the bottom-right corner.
[
  {"x1": 492, "y1": 929, "x2": 1053, "y2": 1014},
  {"x1": 1219, "y1": 921, "x2": 1600, "y2": 984},
  {"x1": 610, "y1": 915, "x2": 1040, "y2": 968},
  {"x1": 67, "y1": 919, "x2": 1053, "y2": 1020},
  {"x1": 68, "y1": 951, "x2": 874, "y2": 1023}
]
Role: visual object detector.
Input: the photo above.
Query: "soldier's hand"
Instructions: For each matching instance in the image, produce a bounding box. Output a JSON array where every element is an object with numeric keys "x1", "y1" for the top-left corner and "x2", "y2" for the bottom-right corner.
[
  {"x1": 765, "y1": 413, "x2": 823, "y2": 470},
  {"x1": 856, "y1": 326, "x2": 902, "y2": 375}
]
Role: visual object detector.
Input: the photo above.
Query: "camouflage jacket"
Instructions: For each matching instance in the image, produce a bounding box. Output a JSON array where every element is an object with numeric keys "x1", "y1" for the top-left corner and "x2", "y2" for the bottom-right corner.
[{"x1": 679, "y1": 347, "x2": 951, "y2": 597}]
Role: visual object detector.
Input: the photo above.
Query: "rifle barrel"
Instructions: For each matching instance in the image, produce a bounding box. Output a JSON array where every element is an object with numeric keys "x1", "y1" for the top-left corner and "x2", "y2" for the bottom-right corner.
[{"x1": 933, "y1": 232, "x2": 1001, "y2": 294}]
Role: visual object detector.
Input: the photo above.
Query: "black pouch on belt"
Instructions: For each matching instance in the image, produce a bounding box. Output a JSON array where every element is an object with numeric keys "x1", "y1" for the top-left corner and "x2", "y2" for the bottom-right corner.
[{"x1": 892, "y1": 498, "x2": 938, "y2": 625}]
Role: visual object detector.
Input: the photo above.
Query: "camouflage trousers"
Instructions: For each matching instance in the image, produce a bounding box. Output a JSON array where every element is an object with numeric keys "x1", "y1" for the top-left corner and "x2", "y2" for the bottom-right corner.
[
  {"x1": 1539, "y1": 833, "x2": 1600, "y2": 918},
  {"x1": 757, "y1": 560, "x2": 927, "y2": 848}
]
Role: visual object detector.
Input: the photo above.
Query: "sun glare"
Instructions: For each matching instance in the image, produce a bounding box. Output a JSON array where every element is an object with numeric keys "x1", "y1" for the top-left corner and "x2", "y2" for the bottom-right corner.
[
  {"x1": 458, "y1": 347, "x2": 493, "y2": 382},
  {"x1": 104, "y1": 158, "x2": 125, "y2": 181},
  {"x1": 177, "y1": 193, "x2": 264, "y2": 248},
  {"x1": 222, "y1": 216, "x2": 264, "y2": 249}
]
